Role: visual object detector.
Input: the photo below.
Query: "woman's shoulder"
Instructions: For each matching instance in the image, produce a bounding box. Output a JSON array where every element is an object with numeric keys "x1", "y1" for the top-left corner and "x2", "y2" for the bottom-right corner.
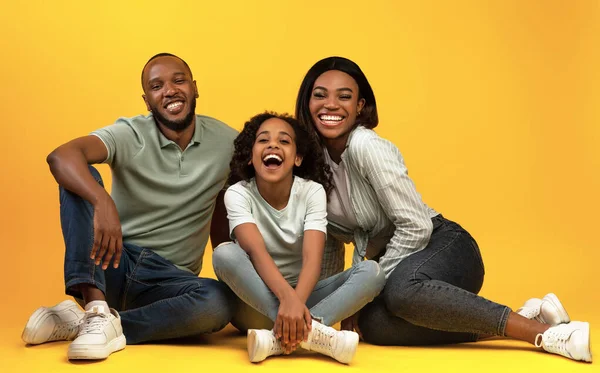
[{"x1": 346, "y1": 126, "x2": 401, "y2": 159}]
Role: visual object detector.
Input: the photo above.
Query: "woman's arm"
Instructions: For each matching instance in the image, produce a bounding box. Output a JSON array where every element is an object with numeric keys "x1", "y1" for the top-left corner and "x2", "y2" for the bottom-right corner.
[{"x1": 352, "y1": 131, "x2": 433, "y2": 278}]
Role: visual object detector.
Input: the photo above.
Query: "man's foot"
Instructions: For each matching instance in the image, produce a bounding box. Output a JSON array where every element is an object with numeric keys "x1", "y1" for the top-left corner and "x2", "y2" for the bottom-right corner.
[
  {"x1": 300, "y1": 320, "x2": 359, "y2": 364},
  {"x1": 517, "y1": 293, "x2": 570, "y2": 325},
  {"x1": 247, "y1": 329, "x2": 285, "y2": 363},
  {"x1": 22, "y1": 300, "x2": 85, "y2": 345},
  {"x1": 535, "y1": 321, "x2": 592, "y2": 362},
  {"x1": 67, "y1": 305, "x2": 126, "y2": 360}
]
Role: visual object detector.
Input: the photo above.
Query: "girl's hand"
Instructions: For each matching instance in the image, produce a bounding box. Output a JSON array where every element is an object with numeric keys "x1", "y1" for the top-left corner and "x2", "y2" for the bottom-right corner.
[{"x1": 274, "y1": 294, "x2": 311, "y2": 353}]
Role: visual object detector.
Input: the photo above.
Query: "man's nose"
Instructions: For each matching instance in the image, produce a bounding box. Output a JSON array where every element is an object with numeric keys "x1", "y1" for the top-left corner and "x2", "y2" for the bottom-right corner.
[{"x1": 163, "y1": 82, "x2": 177, "y2": 96}]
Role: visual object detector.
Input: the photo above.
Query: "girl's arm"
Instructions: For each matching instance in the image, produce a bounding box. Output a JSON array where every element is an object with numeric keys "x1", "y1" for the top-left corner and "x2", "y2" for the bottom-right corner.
[
  {"x1": 352, "y1": 131, "x2": 433, "y2": 278},
  {"x1": 295, "y1": 183, "x2": 328, "y2": 302},
  {"x1": 294, "y1": 229, "x2": 325, "y2": 303},
  {"x1": 234, "y1": 223, "x2": 311, "y2": 351}
]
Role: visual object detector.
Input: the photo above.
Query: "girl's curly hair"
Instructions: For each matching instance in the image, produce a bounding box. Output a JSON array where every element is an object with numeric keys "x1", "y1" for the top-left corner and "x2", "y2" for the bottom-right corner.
[{"x1": 228, "y1": 111, "x2": 332, "y2": 194}]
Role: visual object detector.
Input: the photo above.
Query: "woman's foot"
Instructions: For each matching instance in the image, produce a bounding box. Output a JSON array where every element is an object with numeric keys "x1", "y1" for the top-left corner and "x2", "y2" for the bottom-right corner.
[
  {"x1": 535, "y1": 321, "x2": 592, "y2": 362},
  {"x1": 517, "y1": 293, "x2": 570, "y2": 325}
]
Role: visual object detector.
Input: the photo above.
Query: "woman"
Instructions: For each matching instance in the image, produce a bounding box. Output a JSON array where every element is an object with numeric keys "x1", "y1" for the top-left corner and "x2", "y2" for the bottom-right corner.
[{"x1": 294, "y1": 56, "x2": 591, "y2": 363}]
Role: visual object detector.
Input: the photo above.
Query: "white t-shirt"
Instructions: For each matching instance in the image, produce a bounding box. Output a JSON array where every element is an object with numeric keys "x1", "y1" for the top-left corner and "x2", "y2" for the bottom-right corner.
[
  {"x1": 324, "y1": 148, "x2": 360, "y2": 231},
  {"x1": 224, "y1": 176, "x2": 327, "y2": 285}
]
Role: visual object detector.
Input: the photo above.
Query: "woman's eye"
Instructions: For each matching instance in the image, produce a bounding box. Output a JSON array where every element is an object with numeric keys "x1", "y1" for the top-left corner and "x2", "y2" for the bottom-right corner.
[
  {"x1": 313, "y1": 92, "x2": 325, "y2": 98},
  {"x1": 340, "y1": 95, "x2": 352, "y2": 100}
]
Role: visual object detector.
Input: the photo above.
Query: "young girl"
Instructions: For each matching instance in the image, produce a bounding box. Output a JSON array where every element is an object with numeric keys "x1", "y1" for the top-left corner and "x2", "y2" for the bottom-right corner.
[
  {"x1": 294, "y1": 56, "x2": 592, "y2": 363},
  {"x1": 212, "y1": 112, "x2": 385, "y2": 364}
]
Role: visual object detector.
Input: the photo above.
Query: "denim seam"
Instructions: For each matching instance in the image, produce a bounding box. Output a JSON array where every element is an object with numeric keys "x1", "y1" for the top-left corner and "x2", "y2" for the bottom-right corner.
[
  {"x1": 410, "y1": 231, "x2": 461, "y2": 281},
  {"x1": 497, "y1": 306, "x2": 511, "y2": 336},
  {"x1": 121, "y1": 248, "x2": 149, "y2": 310},
  {"x1": 66, "y1": 277, "x2": 106, "y2": 295}
]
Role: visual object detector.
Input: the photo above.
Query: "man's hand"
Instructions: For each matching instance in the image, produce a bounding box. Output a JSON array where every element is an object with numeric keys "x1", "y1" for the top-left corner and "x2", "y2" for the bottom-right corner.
[
  {"x1": 274, "y1": 294, "x2": 312, "y2": 354},
  {"x1": 90, "y1": 195, "x2": 123, "y2": 269},
  {"x1": 341, "y1": 311, "x2": 363, "y2": 340}
]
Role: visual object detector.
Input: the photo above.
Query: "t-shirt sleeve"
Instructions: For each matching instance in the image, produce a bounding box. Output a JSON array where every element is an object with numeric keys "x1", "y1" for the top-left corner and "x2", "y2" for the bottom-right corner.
[
  {"x1": 224, "y1": 184, "x2": 256, "y2": 239},
  {"x1": 91, "y1": 118, "x2": 143, "y2": 167},
  {"x1": 303, "y1": 183, "x2": 328, "y2": 234}
]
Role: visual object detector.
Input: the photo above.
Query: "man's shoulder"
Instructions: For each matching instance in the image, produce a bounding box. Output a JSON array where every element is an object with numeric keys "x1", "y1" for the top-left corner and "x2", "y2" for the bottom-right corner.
[{"x1": 196, "y1": 115, "x2": 239, "y2": 139}]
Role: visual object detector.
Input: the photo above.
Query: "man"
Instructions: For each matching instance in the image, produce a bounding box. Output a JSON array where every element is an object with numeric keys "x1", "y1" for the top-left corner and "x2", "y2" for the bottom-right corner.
[{"x1": 21, "y1": 53, "x2": 238, "y2": 360}]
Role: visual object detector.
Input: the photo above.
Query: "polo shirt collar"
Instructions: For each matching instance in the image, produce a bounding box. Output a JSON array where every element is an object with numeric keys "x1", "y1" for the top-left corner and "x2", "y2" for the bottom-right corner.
[{"x1": 157, "y1": 115, "x2": 204, "y2": 148}]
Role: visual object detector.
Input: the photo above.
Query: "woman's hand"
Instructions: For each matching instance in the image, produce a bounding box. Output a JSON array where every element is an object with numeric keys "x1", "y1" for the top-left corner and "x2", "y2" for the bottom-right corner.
[{"x1": 341, "y1": 311, "x2": 363, "y2": 340}]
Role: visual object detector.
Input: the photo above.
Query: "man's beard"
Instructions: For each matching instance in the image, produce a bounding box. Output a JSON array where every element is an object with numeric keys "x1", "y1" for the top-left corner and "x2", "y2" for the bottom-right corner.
[{"x1": 151, "y1": 99, "x2": 196, "y2": 131}]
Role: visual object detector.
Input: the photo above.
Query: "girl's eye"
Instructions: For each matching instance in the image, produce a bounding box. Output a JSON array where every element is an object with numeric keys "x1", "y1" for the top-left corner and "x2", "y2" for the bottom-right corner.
[
  {"x1": 340, "y1": 95, "x2": 352, "y2": 100},
  {"x1": 281, "y1": 139, "x2": 290, "y2": 144},
  {"x1": 313, "y1": 92, "x2": 326, "y2": 98},
  {"x1": 257, "y1": 138, "x2": 268, "y2": 143}
]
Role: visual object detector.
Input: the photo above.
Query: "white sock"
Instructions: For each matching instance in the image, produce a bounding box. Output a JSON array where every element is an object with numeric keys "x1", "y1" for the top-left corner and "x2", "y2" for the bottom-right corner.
[{"x1": 85, "y1": 300, "x2": 110, "y2": 315}]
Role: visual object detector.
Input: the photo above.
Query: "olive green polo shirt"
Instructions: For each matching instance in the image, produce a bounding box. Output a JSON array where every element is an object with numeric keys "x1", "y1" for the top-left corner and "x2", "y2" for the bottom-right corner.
[{"x1": 92, "y1": 114, "x2": 238, "y2": 274}]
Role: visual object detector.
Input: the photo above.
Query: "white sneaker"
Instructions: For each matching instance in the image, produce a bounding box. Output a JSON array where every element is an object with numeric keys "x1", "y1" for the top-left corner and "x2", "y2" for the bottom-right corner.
[
  {"x1": 247, "y1": 329, "x2": 285, "y2": 363},
  {"x1": 517, "y1": 293, "x2": 570, "y2": 325},
  {"x1": 22, "y1": 300, "x2": 85, "y2": 345},
  {"x1": 535, "y1": 321, "x2": 592, "y2": 362},
  {"x1": 300, "y1": 320, "x2": 359, "y2": 364},
  {"x1": 67, "y1": 305, "x2": 126, "y2": 360}
]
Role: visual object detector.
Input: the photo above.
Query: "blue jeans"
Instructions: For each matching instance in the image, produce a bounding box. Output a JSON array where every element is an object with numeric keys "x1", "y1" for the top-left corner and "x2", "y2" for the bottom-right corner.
[
  {"x1": 60, "y1": 166, "x2": 234, "y2": 344},
  {"x1": 212, "y1": 242, "x2": 386, "y2": 331},
  {"x1": 358, "y1": 214, "x2": 511, "y2": 345}
]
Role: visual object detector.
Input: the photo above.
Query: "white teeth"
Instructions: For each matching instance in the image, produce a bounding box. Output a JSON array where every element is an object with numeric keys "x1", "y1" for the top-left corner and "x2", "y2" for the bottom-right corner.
[
  {"x1": 263, "y1": 154, "x2": 282, "y2": 162},
  {"x1": 167, "y1": 102, "x2": 183, "y2": 110},
  {"x1": 319, "y1": 115, "x2": 343, "y2": 121}
]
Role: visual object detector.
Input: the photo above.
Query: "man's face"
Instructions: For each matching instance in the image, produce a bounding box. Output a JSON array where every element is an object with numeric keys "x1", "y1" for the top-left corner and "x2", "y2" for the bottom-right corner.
[{"x1": 142, "y1": 56, "x2": 198, "y2": 131}]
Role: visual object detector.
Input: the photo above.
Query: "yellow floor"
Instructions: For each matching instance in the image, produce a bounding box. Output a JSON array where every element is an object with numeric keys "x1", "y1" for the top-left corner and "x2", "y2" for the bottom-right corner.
[{"x1": 4, "y1": 319, "x2": 596, "y2": 372}]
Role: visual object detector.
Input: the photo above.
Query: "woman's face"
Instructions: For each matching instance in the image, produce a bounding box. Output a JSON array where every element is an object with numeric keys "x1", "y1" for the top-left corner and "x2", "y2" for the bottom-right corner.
[{"x1": 309, "y1": 70, "x2": 365, "y2": 142}]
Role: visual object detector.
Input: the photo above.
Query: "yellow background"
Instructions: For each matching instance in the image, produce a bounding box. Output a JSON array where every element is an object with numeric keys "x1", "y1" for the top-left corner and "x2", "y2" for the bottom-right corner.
[{"x1": 1, "y1": 0, "x2": 598, "y2": 371}]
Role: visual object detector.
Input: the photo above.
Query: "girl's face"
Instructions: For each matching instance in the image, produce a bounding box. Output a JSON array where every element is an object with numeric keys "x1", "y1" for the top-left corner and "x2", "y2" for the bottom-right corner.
[
  {"x1": 251, "y1": 118, "x2": 303, "y2": 185},
  {"x1": 309, "y1": 70, "x2": 365, "y2": 143}
]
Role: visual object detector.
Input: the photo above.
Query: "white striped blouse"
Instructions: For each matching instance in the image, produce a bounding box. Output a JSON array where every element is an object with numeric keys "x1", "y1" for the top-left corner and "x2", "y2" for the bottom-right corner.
[{"x1": 320, "y1": 126, "x2": 439, "y2": 279}]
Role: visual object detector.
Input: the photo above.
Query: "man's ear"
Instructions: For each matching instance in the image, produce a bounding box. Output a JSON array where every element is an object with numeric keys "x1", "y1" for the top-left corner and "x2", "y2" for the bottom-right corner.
[
  {"x1": 193, "y1": 80, "x2": 199, "y2": 98},
  {"x1": 142, "y1": 95, "x2": 151, "y2": 111}
]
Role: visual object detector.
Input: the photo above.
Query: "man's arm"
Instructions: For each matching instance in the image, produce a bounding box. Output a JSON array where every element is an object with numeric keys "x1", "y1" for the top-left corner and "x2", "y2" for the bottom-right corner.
[
  {"x1": 47, "y1": 135, "x2": 123, "y2": 269},
  {"x1": 209, "y1": 189, "x2": 230, "y2": 248}
]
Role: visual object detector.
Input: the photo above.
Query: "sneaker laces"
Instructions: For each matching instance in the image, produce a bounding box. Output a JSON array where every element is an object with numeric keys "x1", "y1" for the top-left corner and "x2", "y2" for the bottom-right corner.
[
  {"x1": 267, "y1": 333, "x2": 285, "y2": 354},
  {"x1": 79, "y1": 311, "x2": 110, "y2": 336},
  {"x1": 49, "y1": 318, "x2": 83, "y2": 341},
  {"x1": 535, "y1": 327, "x2": 572, "y2": 357},
  {"x1": 308, "y1": 326, "x2": 337, "y2": 354}
]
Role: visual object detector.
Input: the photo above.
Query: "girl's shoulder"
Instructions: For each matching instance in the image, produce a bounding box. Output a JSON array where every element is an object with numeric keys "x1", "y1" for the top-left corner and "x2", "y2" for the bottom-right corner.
[
  {"x1": 292, "y1": 176, "x2": 326, "y2": 197},
  {"x1": 225, "y1": 178, "x2": 256, "y2": 198}
]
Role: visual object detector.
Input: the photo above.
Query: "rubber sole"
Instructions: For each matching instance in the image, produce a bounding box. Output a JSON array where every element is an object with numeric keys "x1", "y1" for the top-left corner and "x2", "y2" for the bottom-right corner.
[{"x1": 68, "y1": 334, "x2": 126, "y2": 360}]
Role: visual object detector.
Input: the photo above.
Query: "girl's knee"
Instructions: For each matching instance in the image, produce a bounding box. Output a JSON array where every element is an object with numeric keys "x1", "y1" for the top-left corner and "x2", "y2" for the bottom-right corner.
[{"x1": 212, "y1": 242, "x2": 244, "y2": 273}]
